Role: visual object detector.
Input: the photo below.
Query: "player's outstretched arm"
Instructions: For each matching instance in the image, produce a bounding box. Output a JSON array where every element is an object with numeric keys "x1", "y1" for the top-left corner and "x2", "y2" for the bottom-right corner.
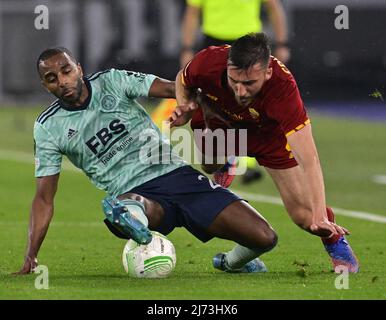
[
  {"x1": 148, "y1": 78, "x2": 175, "y2": 99},
  {"x1": 169, "y1": 70, "x2": 199, "y2": 127},
  {"x1": 169, "y1": 103, "x2": 197, "y2": 127},
  {"x1": 14, "y1": 174, "x2": 59, "y2": 275},
  {"x1": 287, "y1": 125, "x2": 349, "y2": 237}
]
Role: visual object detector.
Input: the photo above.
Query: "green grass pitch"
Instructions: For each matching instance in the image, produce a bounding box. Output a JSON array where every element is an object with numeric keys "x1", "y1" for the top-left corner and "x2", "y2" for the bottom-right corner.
[{"x1": 0, "y1": 106, "x2": 385, "y2": 299}]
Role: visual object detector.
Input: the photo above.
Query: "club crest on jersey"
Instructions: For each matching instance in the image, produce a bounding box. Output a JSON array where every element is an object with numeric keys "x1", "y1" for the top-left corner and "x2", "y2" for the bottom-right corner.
[
  {"x1": 101, "y1": 95, "x2": 117, "y2": 110},
  {"x1": 249, "y1": 108, "x2": 260, "y2": 120},
  {"x1": 205, "y1": 93, "x2": 218, "y2": 101}
]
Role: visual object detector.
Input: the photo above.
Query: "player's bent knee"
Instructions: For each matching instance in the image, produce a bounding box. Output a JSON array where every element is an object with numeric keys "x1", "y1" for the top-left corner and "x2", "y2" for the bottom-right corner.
[
  {"x1": 243, "y1": 225, "x2": 278, "y2": 253},
  {"x1": 255, "y1": 229, "x2": 278, "y2": 253}
]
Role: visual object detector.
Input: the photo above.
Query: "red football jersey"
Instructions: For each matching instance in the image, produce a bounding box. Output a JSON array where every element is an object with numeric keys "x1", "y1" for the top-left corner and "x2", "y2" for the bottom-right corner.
[
  {"x1": 182, "y1": 45, "x2": 309, "y2": 137},
  {"x1": 181, "y1": 45, "x2": 310, "y2": 169}
]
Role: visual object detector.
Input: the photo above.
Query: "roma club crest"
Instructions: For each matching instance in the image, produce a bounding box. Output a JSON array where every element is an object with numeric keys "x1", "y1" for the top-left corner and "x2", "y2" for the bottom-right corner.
[{"x1": 249, "y1": 108, "x2": 260, "y2": 120}]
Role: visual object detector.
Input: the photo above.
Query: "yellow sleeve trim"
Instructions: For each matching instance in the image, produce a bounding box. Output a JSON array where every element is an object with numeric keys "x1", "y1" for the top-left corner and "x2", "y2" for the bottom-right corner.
[
  {"x1": 285, "y1": 119, "x2": 311, "y2": 137},
  {"x1": 285, "y1": 129, "x2": 296, "y2": 137},
  {"x1": 181, "y1": 60, "x2": 192, "y2": 87}
]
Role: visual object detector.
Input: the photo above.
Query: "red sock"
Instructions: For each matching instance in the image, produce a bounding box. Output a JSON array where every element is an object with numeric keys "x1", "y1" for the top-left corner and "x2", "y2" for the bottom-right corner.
[{"x1": 321, "y1": 207, "x2": 341, "y2": 245}]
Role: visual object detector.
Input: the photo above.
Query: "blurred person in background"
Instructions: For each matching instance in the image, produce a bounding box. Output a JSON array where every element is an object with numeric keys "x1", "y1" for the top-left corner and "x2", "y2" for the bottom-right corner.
[{"x1": 180, "y1": 0, "x2": 290, "y2": 67}]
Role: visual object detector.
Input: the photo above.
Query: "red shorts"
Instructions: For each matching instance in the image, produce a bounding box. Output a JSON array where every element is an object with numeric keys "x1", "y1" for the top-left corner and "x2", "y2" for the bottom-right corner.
[{"x1": 190, "y1": 111, "x2": 298, "y2": 170}]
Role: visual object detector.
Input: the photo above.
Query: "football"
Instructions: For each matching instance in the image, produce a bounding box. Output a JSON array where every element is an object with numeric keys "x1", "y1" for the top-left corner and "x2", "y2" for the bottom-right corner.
[{"x1": 122, "y1": 231, "x2": 176, "y2": 278}]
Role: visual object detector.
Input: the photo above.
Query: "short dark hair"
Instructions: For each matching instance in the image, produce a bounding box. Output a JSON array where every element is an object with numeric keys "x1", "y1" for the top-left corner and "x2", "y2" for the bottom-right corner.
[
  {"x1": 36, "y1": 47, "x2": 77, "y2": 72},
  {"x1": 228, "y1": 32, "x2": 271, "y2": 69}
]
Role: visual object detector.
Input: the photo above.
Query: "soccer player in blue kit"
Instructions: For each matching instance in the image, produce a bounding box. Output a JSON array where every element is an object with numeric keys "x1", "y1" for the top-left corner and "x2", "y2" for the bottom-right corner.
[{"x1": 15, "y1": 48, "x2": 277, "y2": 275}]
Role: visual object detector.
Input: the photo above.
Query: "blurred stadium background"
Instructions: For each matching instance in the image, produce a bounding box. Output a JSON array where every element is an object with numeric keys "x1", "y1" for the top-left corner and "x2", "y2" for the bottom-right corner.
[
  {"x1": 1, "y1": 0, "x2": 386, "y2": 105},
  {"x1": 0, "y1": 0, "x2": 385, "y2": 299}
]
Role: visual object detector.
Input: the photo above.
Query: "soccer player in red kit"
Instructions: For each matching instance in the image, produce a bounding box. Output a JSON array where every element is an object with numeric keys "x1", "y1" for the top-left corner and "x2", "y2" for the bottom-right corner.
[{"x1": 170, "y1": 32, "x2": 359, "y2": 273}]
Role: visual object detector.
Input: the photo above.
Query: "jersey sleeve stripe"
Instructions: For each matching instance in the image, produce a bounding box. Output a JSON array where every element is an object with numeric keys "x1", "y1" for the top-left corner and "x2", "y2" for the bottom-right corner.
[
  {"x1": 36, "y1": 101, "x2": 60, "y2": 123},
  {"x1": 285, "y1": 119, "x2": 311, "y2": 137},
  {"x1": 181, "y1": 71, "x2": 186, "y2": 86},
  {"x1": 182, "y1": 60, "x2": 192, "y2": 86},
  {"x1": 86, "y1": 69, "x2": 111, "y2": 82},
  {"x1": 38, "y1": 104, "x2": 61, "y2": 124},
  {"x1": 84, "y1": 71, "x2": 98, "y2": 80}
]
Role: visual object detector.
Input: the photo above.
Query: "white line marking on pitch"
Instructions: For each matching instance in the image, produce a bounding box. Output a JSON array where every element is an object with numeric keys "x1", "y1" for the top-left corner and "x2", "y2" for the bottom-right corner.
[
  {"x1": 0, "y1": 149, "x2": 80, "y2": 172},
  {"x1": 372, "y1": 175, "x2": 386, "y2": 185},
  {"x1": 0, "y1": 221, "x2": 102, "y2": 227},
  {"x1": 1, "y1": 149, "x2": 385, "y2": 224}
]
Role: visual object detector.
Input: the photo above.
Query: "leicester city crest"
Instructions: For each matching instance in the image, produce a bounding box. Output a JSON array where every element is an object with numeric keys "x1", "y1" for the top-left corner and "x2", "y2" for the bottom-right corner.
[{"x1": 101, "y1": 95, "x2": 117, "y2": 110}]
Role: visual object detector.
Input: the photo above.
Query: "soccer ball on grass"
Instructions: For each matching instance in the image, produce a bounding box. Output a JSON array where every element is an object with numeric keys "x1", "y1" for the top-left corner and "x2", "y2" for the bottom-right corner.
[{"x1": 122, "y1": 231, "x2": 176, "y2": 278}]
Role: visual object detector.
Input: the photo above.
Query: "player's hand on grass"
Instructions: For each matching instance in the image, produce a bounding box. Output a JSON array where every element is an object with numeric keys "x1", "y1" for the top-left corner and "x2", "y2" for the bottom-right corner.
[
  {"x1": 310, "y1": 218, "x2": 350, "y2": 238},
  {"x1": 13, "y1": 257, "x2": 38, "y2": 275},
  {"x1": 169, "y1": 102, "x2": 198, "y2": 127}
]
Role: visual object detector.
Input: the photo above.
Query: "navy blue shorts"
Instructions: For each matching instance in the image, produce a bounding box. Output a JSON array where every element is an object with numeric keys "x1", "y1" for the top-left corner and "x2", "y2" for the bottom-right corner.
[{"x1": 129, "y1": 166, "x2": 241, "y2": 242}]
